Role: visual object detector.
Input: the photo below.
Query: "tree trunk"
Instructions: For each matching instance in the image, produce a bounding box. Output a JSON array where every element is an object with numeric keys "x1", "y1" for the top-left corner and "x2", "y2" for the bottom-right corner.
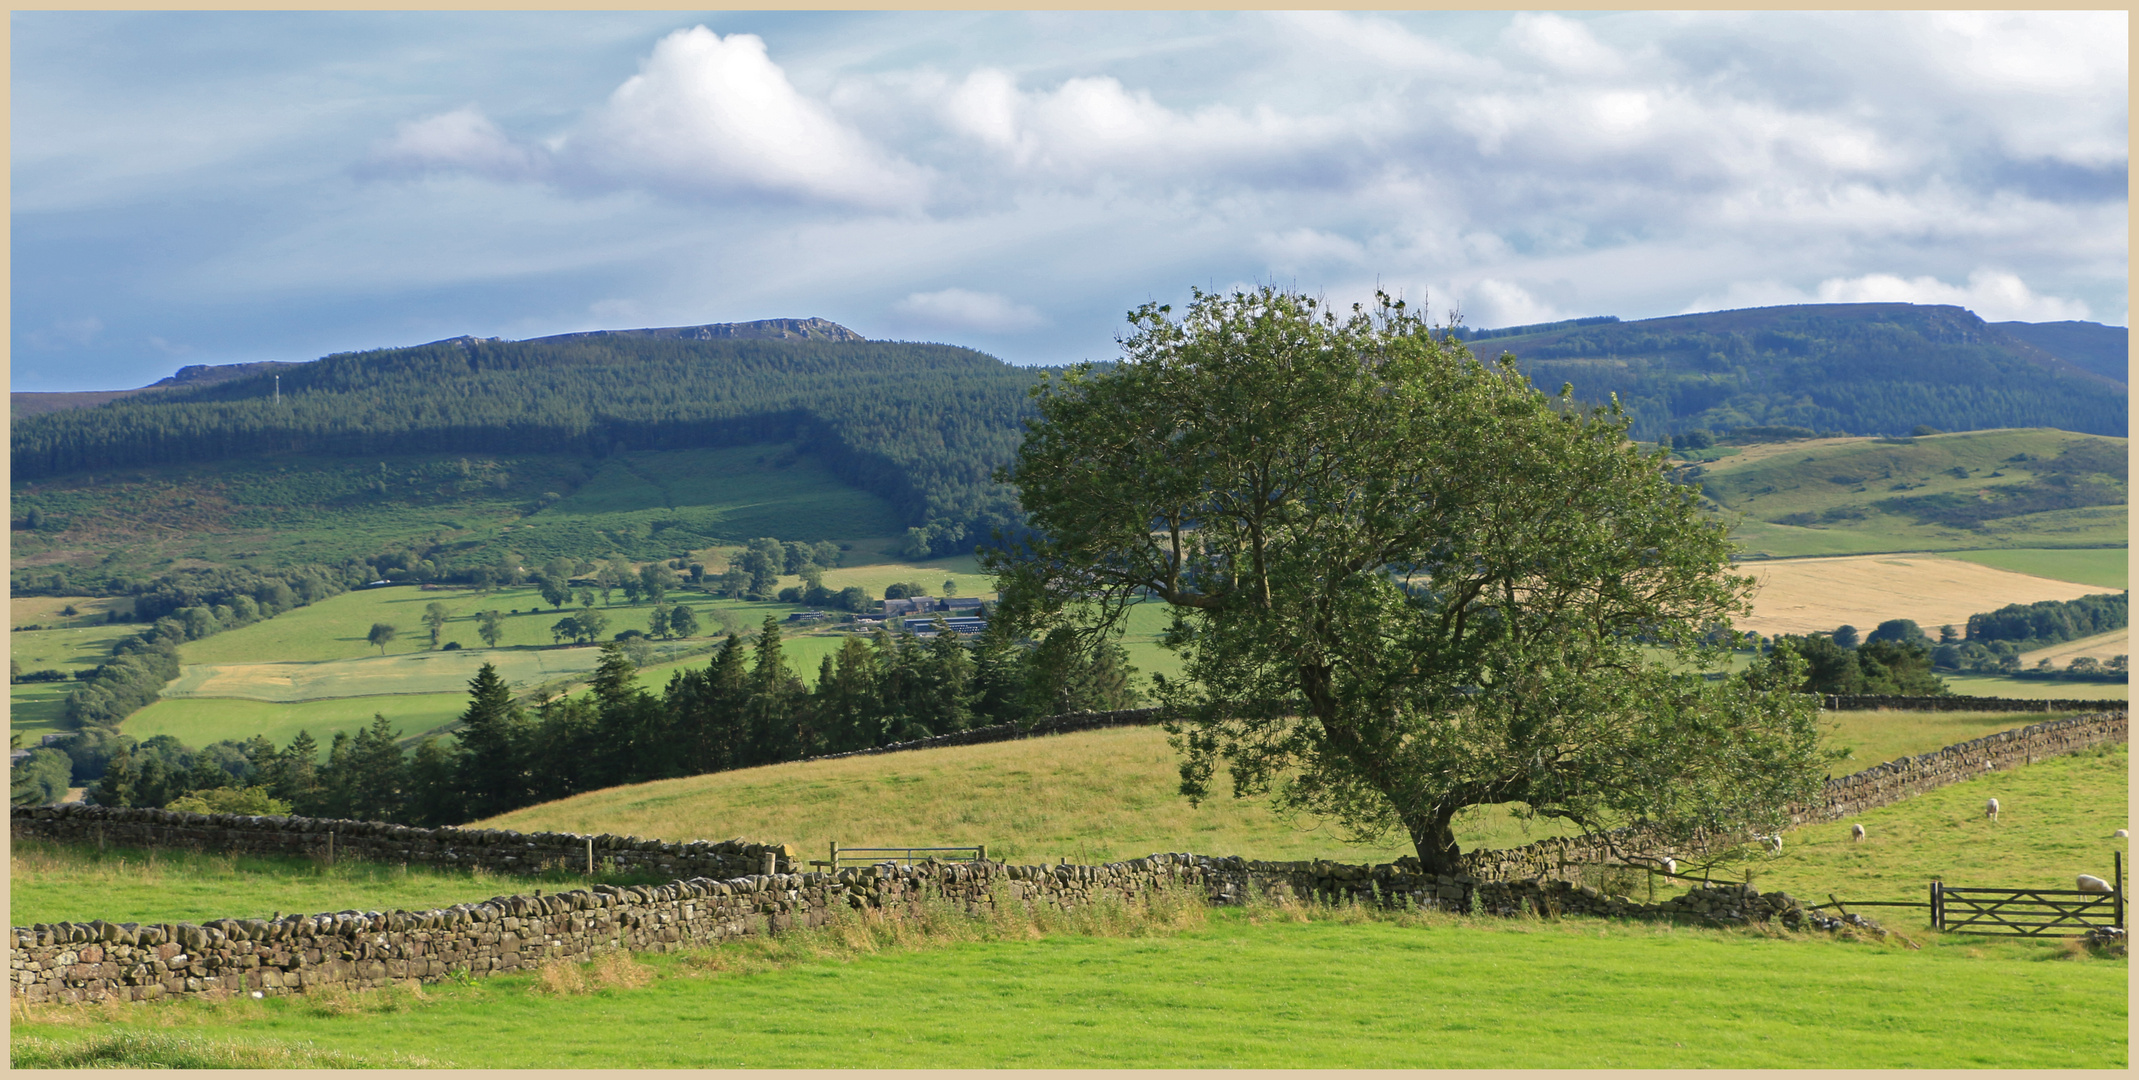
[{"x1": 1407, "y1": 807, "x2": 1464, "y2": 876}]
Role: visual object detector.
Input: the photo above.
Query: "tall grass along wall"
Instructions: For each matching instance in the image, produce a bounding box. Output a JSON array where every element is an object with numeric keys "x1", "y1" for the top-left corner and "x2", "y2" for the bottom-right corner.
[
  {"x1": 12, "y1": 707, "x2": 2124, "y2": 1007},
  {"x1": 1821, "y1": 694, "x2": 2126, "y2": 713}
]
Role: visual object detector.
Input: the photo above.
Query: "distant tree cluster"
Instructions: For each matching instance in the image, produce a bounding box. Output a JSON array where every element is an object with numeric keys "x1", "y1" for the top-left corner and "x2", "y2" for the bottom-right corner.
[{"x1": 54, "y1": 617, "x2": 1136, "y2": 826}]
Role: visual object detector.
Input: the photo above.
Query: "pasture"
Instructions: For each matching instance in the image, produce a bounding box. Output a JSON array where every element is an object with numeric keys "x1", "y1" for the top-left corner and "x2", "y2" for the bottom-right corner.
[
  {"x1": 7, "y1": 838, "x2": 680, "y2": 927},
  {"x1": 1945, "y1": 546, "x2": 2129, "y2": 589},
  {"x1": 10, "y1": 595, "x2": 133, "y2": 627},
  {"x1": 1939, "y1": 674, "x2": 2127, "y2": 701},
  {"x1": 123, "y1": 692, "x2": 472, "y2": 754},
  {"x1": 1683, "y1": 744, "x2": 2127, "y2": 905},
  {"x1": 480, "y1": 710, "x2": 2072, "y2": 868},
  {"x1": 9, "y1": 902, "x2": 2123, "y2": 1069},
  {"x1": 1738, "y1": 554, "x2": 2106, "y2": 637}
]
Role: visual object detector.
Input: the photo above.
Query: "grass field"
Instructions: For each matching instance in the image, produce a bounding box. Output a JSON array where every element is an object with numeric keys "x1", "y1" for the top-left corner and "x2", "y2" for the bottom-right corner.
[
  {"x1": 7, "y1": 838, "x2": 686, "y2": 926},
  {"x1": 1738, "y1": 553, "x2": 2107, "y2": 637},
  {"x1": 121, "y1": 692, "x2": 473, "y2": 754},
  {"x1": 478, "y1": 709, "x2": 2082, "y2": 868},
  {"x1": 8, "y1": 901, "x2": 2122, "y2": 1069},
  {"x1": 1944, "y1": 547, "x2": 2129, "y2": 589},
  {"x1": 9, "y1": 595, "x2": 134, "y2": 627},
  {"x1": 1940, "y1": 674, "x2": 2127, "y2": 701},
  {"x1": 1696, "y1": 428, "x2": 2128, "y2": 559},
  {"x1": 1685, "y1": 744, "x2": 2127, "y2": 904}
]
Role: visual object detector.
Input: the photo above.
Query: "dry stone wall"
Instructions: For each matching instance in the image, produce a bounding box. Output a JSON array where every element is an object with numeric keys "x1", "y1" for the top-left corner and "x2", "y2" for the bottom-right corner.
[
  {"x1": 1455, "y1": 709, "x2": 2126, "y2": 880},
  {"x1": 11, "y1": 706, "x2": 2122, "y2": 1008},
  {"x1": 1823, "y1": 693, "x2": 2125, "y2": 713},
  {"x1": 11, "y1": 852, "x2": 1850, "y2": 1007},
  {"x1": 7, "y1": 804, "x2": 797, "y2": 881},
  {"x1": 803, "y1": 708, "x2": 1165, "y2": 763}
]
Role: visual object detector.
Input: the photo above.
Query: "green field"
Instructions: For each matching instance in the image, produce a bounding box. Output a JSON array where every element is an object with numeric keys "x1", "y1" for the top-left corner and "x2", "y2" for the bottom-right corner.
[
  {"x1": 7, "y1": 838, "x2": 683, "y2": 927},
  {"x1": 1685, "y1": 744, "x2": 2127, "y2": 904},
  {"x1": 1697, "y1": 429, "x2": 2128, "y2": 558},
  {"x1": 10, "y1": 904, "x2": 2122, "y2": 1069},
  {"x1": 122, "y1": 693, "x2": 474, "y2": 755},
  {"x1": 1940, "y1": 674, "x2": 2127, "y2": 701},
  {"x1": 1943, "y1": 546, "x2": 2130, "y2": 589}
]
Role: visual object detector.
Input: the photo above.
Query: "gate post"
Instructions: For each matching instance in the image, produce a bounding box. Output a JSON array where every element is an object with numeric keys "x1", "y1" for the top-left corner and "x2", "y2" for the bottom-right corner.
[
  {"x1": 1930, "y1": 879, "x2": 1941, "y2": 930},
  {"x1": 2115, "y1": 850, "x2": 2124, "y2": 930}
]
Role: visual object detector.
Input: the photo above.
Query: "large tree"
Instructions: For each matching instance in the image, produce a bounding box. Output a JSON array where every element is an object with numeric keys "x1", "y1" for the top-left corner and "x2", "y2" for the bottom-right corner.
[{"x1": 988, "y1": 286, "x2": 1827, "y2": 874}]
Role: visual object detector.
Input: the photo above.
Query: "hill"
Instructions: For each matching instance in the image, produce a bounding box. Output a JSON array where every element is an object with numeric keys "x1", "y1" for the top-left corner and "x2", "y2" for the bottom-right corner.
[
  {"x1": 1466, "y1": 303, "x2": 2126, "y2": 442},
  {"x1": 10, "y1": 320, "x2": 1043, "y2": 561},
  {"x1": 1991, "y1": 320, "x2": 2128, "y2": 384},
  {"x1": 10, "y1": 360, "x2": 306, "y2": 419},
  {"x1": 1681, "y1": 428, "x2": 2128, "y2": 558}
]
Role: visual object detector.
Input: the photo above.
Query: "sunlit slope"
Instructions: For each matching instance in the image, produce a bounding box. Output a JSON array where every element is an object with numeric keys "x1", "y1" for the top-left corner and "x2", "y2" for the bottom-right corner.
[
  {"x1": 480, "y1": 711, "x2": 2070, "y2": 867},
  {"x1": 1695, "y1": 429, "x2": 2126, "y2": 558}
]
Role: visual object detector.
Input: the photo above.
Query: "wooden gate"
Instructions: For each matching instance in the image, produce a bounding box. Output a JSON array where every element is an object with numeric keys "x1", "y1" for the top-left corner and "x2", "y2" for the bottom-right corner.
[{"x1": 1932, "y1": 852, "x2": 2123, "y2": 937}]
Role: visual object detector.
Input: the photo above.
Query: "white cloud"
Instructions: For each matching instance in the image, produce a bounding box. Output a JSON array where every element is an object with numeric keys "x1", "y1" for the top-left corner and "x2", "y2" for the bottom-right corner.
[
  {"x1": 1683, "y1": 270, "x2": 2094, "y2": 324},
  {"x1": 1457, "y1": 279, "x2": 1563, "y2": 329},
  {"x1": 570, "y1": 28, "x2": 929, "y2": 208},
  {"x1": 1813, "y1": 270, "x2": 2093, "y2": 323},
  {"x1": 1502, "y1": 13, "x2": 1628, "y2": 78},
  {"x1": 366, "y1": 106, "x2": 539, "y2": 181},
  {"x1": 892, "y1": 287, "x2": 1047, "y2": 333}
]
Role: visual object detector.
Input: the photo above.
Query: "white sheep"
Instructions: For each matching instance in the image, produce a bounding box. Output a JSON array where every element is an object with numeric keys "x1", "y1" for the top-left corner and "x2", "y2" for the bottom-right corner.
[
  {"x1": 1850, "y1": 823, "x2": 1866, "y2": 842},
  {"x1": 2115, "y1": 829, "x2": 2128, "y2": 839},
  {"x1": 1660, "y1": 857, "x2": 1677, "y2": 877},
  {"x1": 1985, "y1": 797, "x2": 2000, "y2": 823},
  {"x1": 2076, "y1": 874, "x2": 2112, "y2": 894},
  {"x1": 1754, "y1": 833, "x2": 1783, "y2": 854}
]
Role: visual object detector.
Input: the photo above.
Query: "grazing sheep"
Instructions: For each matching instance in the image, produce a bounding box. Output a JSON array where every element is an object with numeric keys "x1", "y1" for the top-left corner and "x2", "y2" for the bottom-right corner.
[
  {"x1": 1755, "y1": 833, "x2": 1783, "y2": 854},
  {"x1": 1986, "y1": 797, "x2": 2000, "y2": 823},
  {"x1": 1660, "y1": 857, "x2": 1677, "y2": 877},
  {"x1": 2116, "y1": 829, "x2": 2129, "y2": 839},
  {"x1": 2076, "y1": 874, "x2": 2112, "y2": 894},
  {"x1": 1850, "y1": 823, "x2": 1866, "y2": 842}
]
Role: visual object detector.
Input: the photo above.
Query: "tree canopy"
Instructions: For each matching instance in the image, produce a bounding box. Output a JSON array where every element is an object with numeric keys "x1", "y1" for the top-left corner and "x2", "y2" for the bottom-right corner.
[{"x1": 989, "y1": 286, "x2": 1828, "y2": 874}]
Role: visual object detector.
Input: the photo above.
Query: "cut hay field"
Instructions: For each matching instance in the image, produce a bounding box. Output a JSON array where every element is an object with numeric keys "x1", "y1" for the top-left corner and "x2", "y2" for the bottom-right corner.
[
  {"x1": 480, "y1": 710, "x2": 2070, "y2": 868},
  {"x1": 9, "y1": 902, "x2": 2122, "y2": 1069},
  {"x1": 2019, "y1": 627, "x2": 2131, "y2": 667},
  {"x1": 1738, "y1": 553, "x2": 2106, "y2": 636}
]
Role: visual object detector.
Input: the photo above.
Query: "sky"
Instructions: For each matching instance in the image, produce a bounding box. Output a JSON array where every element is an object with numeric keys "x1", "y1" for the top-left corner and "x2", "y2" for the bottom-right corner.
[{"x1": 11, "y1": 10, "x2": 2129, "y2": 391}]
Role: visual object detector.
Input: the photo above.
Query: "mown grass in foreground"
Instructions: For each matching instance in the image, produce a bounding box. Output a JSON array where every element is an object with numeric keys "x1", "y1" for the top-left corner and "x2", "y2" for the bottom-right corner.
[
  {"x1": 10, "y1": 887, "x2": 2124, "y2": 1069},
  {"x1": 7, "y1": 839, "x2": 683, "y2": 927}
]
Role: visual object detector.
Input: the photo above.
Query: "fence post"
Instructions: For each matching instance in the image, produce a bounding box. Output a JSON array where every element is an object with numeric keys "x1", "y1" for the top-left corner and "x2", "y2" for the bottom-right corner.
[
  {"x1": 1930, "y1": 880, "x2": 1941, "y2": 930},
  {"x1": 2116, "y1": 850, "x2": 2124, "y2": 931},
  {"x1": 762, "y1": 850, "x2": 776, "y2": 877},
  {"x1": 326, "y1": 831, "x2": 335, "y2": 867},
  {"x1": 829, "y1": 840, "x2": 839, "y2": 873},
  {"x1": 586, "y1": 837, "x2": 594, "y2": 876},
  {"x1": 977, "y1": 844, "x2": 986, "y2": 864}
]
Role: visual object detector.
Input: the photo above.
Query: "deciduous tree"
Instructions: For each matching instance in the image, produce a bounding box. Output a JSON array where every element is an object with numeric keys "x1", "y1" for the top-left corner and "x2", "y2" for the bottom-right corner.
[{"x1": 989, "y1": 285, "x2": 1826, "y2": 874}]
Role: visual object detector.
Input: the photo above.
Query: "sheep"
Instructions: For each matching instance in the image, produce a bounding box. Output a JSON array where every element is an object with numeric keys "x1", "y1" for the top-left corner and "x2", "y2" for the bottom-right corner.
[
  {"x1": 2115, "y1": 829, "x2": 2129, "y2": 839},
  {"x1": 2076, "y1": 874, "x2": 2113, "y2": 894},
  {"x1": 1660, "y1": 857, "x2": 1677, "y2": 877},
  {"x1": 1985, "y1": 797, "x2": 2000, "y2": 823},
  {"x1": 1754, "y1": 833, "x2": 1783, "y2": 854},
  {"x1": 1850, "y1": 823, "x2": 1866, "y2": 843}
]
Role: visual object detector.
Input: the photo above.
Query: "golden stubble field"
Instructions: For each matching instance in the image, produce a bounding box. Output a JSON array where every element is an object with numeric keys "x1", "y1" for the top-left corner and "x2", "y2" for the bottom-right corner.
[{"x1": 1738, "y1": 555, "x2": 2108, "y2": 636}]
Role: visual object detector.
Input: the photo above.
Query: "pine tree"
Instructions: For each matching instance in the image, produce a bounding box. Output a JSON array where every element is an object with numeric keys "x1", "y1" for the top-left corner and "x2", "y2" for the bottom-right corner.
[{"x1": 454, "y1": 663, "x2": 527, "y2": 820}]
